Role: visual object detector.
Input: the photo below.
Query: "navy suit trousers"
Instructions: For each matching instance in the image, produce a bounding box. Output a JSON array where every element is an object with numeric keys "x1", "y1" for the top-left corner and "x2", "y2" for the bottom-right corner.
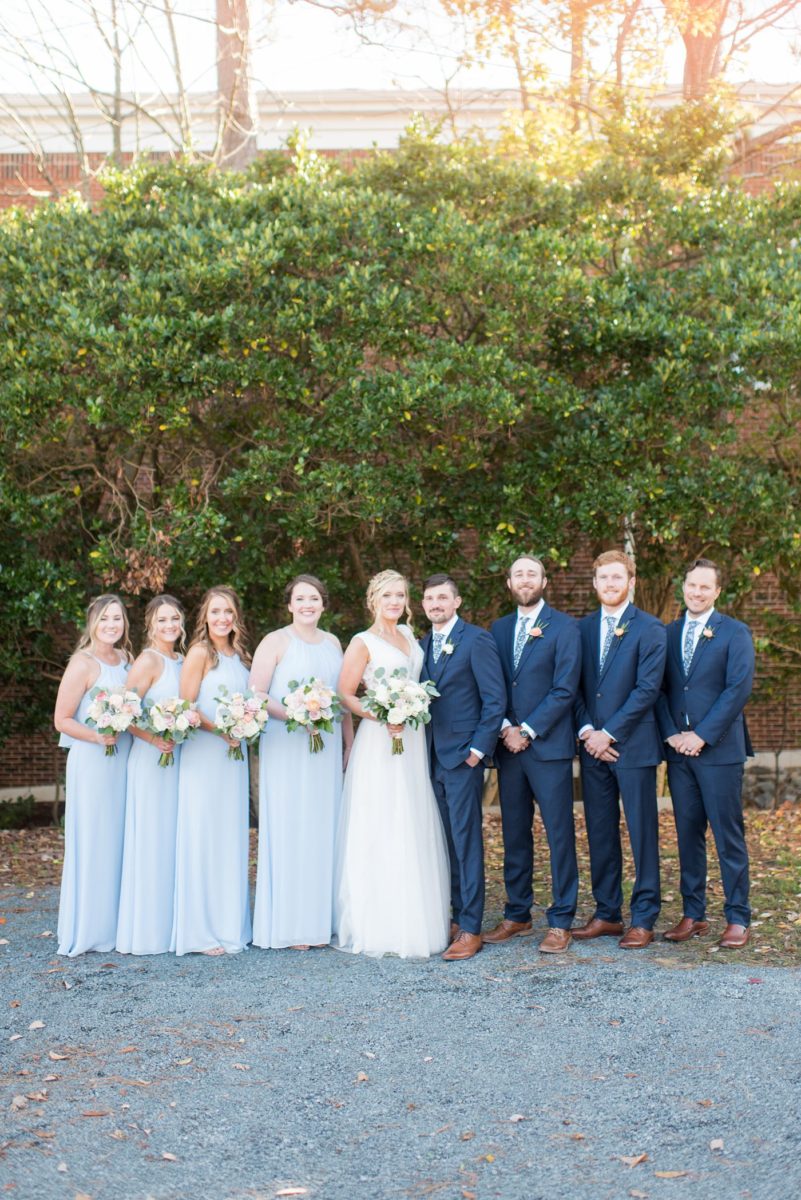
[
  {"x1": 430, "y1": 757, "x2": 485, "y2": 935},
  {"x1": 667, "y1": 758, "x2": 750, "y2": 927},
  {"x1": 496, "y1": 750, "x2": 578, "y2": 927},
  {"x1": 579, "y1": 756, "x2": 661, "y2": 929}
]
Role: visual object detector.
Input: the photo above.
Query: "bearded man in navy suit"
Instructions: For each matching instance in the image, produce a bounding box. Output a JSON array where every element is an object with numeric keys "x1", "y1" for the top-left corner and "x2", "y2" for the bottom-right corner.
[
  {"x1": 420, "y1": 574, "x2": 506, "y2": 961},
  {"x1": 573, "y1": 550, "x2": 667, "y2": 948},
  {"x1": 485, "y1": 556, "x2": 582, "y2": 954},
  {"x1": 656, "y1": 558, "x2": 755, "y2": 949}
]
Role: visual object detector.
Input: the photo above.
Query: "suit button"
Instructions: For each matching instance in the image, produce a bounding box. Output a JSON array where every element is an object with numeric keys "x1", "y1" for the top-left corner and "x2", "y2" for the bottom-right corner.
[
  {"x1": 512, "y1": 681, "x2": 517, "y2": 687},
  {"x1": 684, "y1": 686, "x2": 688, "y2": 692},
  {"x1": 596, "y1": 693, "x2": 602, "y2": 698}
]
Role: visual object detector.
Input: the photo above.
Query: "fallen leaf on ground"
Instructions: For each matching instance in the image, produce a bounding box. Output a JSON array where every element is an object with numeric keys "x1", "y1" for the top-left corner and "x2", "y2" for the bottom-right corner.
[
  {"x1": 629, "y1": 1190, "x2": 649, "y2": 1198},
  {"x1": 11, "y1": 1095, "x2": 28, "y2": 1110},
  {"x1": 44, "y1": 1075, "x2": 59, "y2": 1082},
  {"x1": 81, "y1": 1110, "x2": 111, "y2": 1118},
  {"x1": 0, "y1": 938, "x2": 9, "y2": 945},
  {"x1": 355, "y1": 1071, "x2": 369, "y2": 1082},
  {"x1": 696, "y1": 1099, "x2": 713, "y2": 1107},
  {"x1": 110, "y1": 1130, "x2": 126, "y2": 1140},
  {"x1": 9, "y1": 1033, "x2": 23, "y2": 1041},
  {"x1": 161, "y1": 1152, "x2": 178, "y2": 1162},
  {"x1": 28, "y1": 1020, "x2": 45, "y2": 1030},
  {"x1": 570, "y1": 1132, "x2": 586, "y2": 1140},
  {"x1": 48, "y1": 1051, "x2": 69, "y2": 1061},
  {"x1": 509, "y1": 1114, "x2": 527, "y2": 1122},
  {"x1": 275, "y1": 1191, "x2": 308, "y2": 1197},
  {"x1": 621, "y1": 1154, "x2": 648, "y2": 1167},
  {"x1": 232, "y1": 1063, "x2": 250, "y2": 1071},
  {"x1": 119, "y1": 1046, "x2": 138, "y2": 1054},
  {"x1": 460, "y1": 1131, "x2": 475, "y2": 1141},
  {"x1": 57, "y1": 1163, "x2": 67, "y2": 1173},
  {"x1": 175, "y1": 1057, "x2": 192, "y2": 1066},
  {"x1": 654, "y1": 1171, "x2": 687, "y2": 1179},
  {"x1": 26, "y1": 1090, "x2": 48, "y2": 1102},
  {"x1": 709, "y1": 1139, "x2": 724, "y2": 1151}
]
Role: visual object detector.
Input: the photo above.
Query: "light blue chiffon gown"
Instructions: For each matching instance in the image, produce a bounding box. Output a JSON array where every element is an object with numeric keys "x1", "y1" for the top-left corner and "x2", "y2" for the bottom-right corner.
[
  {"x1": 116, "y1": 652, "x2": 182, "y2": 955},
  {"x1": 252, "y1": 633, "x2": 343, "y2": 948},
  {"x1": 171, "y1": 652, "x2": 252, "y2": 955},
  {"x1": 57, "y1": 655, "x2": 132, "y2": 957}
]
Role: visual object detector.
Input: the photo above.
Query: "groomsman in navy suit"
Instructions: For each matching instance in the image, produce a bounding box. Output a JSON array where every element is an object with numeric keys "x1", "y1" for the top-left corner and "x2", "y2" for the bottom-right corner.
[
  {"x1": 420, "y1": 574, "x2": 506, "y2": 961},
  {"x1": 656, "y1": 558, "x2": 755, "y2": 948},
  {"x1": 485, "y1": 556, "x2": 582, "y2": 953},
  {"x1": 574, "y1": 550, "x2": 667, "y2": 948}
]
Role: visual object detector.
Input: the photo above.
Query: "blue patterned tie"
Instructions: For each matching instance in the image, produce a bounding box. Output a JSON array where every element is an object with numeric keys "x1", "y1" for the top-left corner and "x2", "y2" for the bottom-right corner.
[
  {"x1": 683, "y1": 620, "x2": 700, "y2": 674},
  {"x1": 599, "y1": 615, "x2": 616, "y2": 669},
  {"x1": 513, "y1": 617, "x2": 529, "y2": 669},
  {"x1": 432, "y1": 632, "x2": 444, "y2": 663}
]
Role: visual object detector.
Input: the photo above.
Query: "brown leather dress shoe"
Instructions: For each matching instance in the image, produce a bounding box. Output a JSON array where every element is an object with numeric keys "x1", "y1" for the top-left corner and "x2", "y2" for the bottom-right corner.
[
  {"x1": 619, "y1": 926, "x2": 654, "y2": 949},
  {"x1": 449, "y1": 921, "x2": 460, "y2": 944},
  {"x1": 483, "y1": 919, "x2": 533, "y2": 944},
  {"x1": 663, "y1": 917, "x2": 710, "y2": 943},
  {"x1": 539, "y1": 927, "x2": 572, "y2": 954},
  {"x1": 571, "y1": 917, "x2": 624, "y2": 940},
  {"x1": 719, "y1": 923, "x2": 750, "y2": 949},
  {"x1": 442, "y1": 931, "x2": 482, "y2": 960}
]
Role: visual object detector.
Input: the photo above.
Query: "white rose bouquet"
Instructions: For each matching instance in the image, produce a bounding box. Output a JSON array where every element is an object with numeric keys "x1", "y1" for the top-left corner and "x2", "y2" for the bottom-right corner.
[
  {"x1": 85, "y1": 687, "x2": 143, "y2": 756},
  {"x1": 283, "y1": 677, "x2": 343, "y2": 754},
  {"x1": 362, "y1": 667, "x2": 439, "y2": 755},
  {"x1": 138, "y1": 696, "x2": 202, "y2": 768},
  {"x1": 214, "y1": 687, "x2": 269, "y2": 761}
]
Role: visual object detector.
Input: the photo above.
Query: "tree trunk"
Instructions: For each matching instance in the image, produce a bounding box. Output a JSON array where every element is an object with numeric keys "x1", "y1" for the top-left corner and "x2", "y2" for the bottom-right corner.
[
  {"x1": 216, "y1": 0, "x2": 257, "y2": 168},
  {"x1": 664, "y1": 0, "x2": 730, "y2": 99}
]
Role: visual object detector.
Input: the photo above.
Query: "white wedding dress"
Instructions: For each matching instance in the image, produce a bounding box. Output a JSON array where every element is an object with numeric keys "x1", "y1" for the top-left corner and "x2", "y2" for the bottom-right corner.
[{"x1": 332, "y1": 625, "x2": 450, "y2": 959}]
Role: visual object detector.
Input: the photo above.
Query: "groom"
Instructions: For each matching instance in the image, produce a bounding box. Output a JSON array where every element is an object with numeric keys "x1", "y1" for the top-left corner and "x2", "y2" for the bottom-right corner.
[{"x1": 420, "y1": 574, "x2": 506, "y2": 961}]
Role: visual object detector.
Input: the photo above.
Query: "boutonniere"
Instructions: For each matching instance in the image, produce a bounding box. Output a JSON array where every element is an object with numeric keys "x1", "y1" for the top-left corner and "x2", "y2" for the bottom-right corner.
[
  {"x1": 701, "y1": 626, "x2": 715, "y2": 639},
  {"x1": 613, "y1": 621, "x2": 630, "y2": 639},
  {"x1": 441, "y1": 640, "x2": 456, "y2": 655},
  {"x1": 529, "y1": 619, "x2": 550, "y2": 639}
]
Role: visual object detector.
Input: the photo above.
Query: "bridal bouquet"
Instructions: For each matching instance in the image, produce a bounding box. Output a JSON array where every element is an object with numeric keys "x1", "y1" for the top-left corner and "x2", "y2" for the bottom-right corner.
[
  {"x1": 85, "y1": 687, "x2": 143, "y2": 756},
  {"x1": 214, "y1": 687, "x2": 270, "y2": 761},
  {"x1": 283, "y1": 677, "x2": 343, "y2": 754},
  {"x1": 138, "y1": 696, "x2": 201, "y2": 768},
  {"x1": 363, "y1": 667, "x2": 439, "y2": 755}
]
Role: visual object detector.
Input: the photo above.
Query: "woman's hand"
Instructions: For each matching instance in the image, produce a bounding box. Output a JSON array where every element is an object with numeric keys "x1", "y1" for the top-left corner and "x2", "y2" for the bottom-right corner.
[
  {"x1": 224, "y1": 735, "x2": 241, "y2": 750},
  {"x1": 150, "y1": 735, "x2": 174, "y2": 754},
  {"x1": 386, "y1": 723, "x2": 405, "y2": 737},
  {"x1": 96, "y1": 732, "x2": 118, "y2": 748}
]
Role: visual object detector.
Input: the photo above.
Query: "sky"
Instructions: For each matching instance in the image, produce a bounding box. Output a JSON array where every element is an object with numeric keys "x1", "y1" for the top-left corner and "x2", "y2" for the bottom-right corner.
[{"x1": 0, "y1": 0, "x2": 797, "y2": 101}]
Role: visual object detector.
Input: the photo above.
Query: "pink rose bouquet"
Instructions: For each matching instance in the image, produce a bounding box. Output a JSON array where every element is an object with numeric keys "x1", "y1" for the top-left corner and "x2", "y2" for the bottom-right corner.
[
  {"x1": 283, "y1": 677, "x2": 343, "y2": 754},
  {"x1": 85, "y1": 687, "x2": 143, "y2": 756},
  {"x1": 138, "y1": 696, "x2": 201, "y2": 767}
]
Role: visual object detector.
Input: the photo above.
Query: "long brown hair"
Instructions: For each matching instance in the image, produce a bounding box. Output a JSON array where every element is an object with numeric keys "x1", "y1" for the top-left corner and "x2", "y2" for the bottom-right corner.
[
  {"x1": 143, "y1": 594, "x2": 187, "y2": 654},
  {"x1": 189, "y1": 586, "x2": 250, "y2": 667},
  {"x1": 74, "y1": 594, "x2": 133, "y2": 662}
]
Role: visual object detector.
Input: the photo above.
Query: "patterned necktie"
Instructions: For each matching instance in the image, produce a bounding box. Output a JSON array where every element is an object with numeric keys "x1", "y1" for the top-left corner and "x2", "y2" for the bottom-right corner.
[
  {"x1": 683, "y1": 620, "x2": 700, "y2": 674},
  {"x1": 432, "y1": 631, "x2": 445, "y2": 663},
  {"x1": 599, "y1": 615, "x2": 616, "y2": 669},
  {"x1": 513, "y1": 617, "x2": 529, "y2": 669}
]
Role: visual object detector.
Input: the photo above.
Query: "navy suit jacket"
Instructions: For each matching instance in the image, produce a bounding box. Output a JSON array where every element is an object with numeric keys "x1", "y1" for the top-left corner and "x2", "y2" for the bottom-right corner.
[
  {"x1": 656, "y1": 611, "x2": 754, "y2": 764},
  {"x1": 420, "y1": 618, "x2": 506, "y2": 771},
  {"x1": 490, "y1": 604, "x2": 581, "y2": 761},
  {"x1": 575, "y1": 604, "x2": 666, "y2": 768}
]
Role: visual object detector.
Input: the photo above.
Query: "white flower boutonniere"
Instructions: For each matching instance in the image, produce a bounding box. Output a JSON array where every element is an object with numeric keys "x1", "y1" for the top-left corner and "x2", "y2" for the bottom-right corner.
[
  {"x1": 614, "y1": 621, "x2": 630, "y2": 639},
  {"x1": 701, "y1": 626, "x2": 715, "y2": 640},
  {"x1": 441, "y1": 640, "x2": 456, "y2": 656},
  {"x1": 529, "y1": 619, "x2": 550, "y2": 639}
]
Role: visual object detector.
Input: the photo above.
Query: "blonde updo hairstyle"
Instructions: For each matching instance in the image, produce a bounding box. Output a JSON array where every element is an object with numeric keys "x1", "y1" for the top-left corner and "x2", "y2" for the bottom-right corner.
[
  {"x1": 365, "y1": 569, "x2": 413, "y2": 629},
  {"x1": 143, "y1": 593, "x2": 187, "y2": 654},
  {"x1": 74, "y1": 593, "x2": 133, "y2": 662},
  {"x1": 189, "y1": 586, "x2": 251, "y2": 667}
]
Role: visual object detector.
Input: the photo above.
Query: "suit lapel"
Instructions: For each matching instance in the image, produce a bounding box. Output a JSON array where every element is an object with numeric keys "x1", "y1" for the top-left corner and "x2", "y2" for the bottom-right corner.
[
  {"x1": 598, "y1": 603, "x2": 635, "y2": 684},
  {"x1": 514, "y1": 603, "x2": 551, "y2": 678},
  {"x1": 429, "y1": 618, "x2": 465, "y2": 683},
  {"x1": 685, "y1": 611, "x2": 721, "y2": 681},
  {"x1": 420, "y1": 630, "x2": 433, "y2": 678}
]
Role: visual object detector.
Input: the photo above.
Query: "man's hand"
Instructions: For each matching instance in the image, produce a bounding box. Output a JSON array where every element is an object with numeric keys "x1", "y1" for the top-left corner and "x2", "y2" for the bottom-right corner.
[
  {"x1": 501, "y1": 726, "x2": 530, "y2": 754},
  {"x1": 677, "y1": 731, "x2": 706, "y2": 757},
  {"x1": 583, "y1": 729, "x2": 619, "y2": 760},
  {"x1": 666, "y1": 734, "x2": 684, "y2": 752},
  {"x1": 465, "y1": 751, "x2": 482, "y2": 768}
]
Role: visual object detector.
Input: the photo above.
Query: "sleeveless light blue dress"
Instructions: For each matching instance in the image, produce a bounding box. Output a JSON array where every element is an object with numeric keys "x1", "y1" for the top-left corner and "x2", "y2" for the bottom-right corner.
[
  {"x1": 116, "y1": 652, "x2": 182, "y2": 956},
  {"x1": 252, "y1": 633, "x2": 343, "y2": 949},
  {"x1": 171, "y1": 652, "x2": 252, "y2": 955},
  {"x1": 57, "y1": 654, "x2": 132, "y2": 957}
]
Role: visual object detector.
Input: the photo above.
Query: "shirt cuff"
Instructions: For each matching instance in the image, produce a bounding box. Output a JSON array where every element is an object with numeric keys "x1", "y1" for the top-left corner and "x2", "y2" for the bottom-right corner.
[
  {"x1": 469, "y1": 747, "x2": 485, "y2": 760},
  {"x1": 501, "y1": 718, "x2": 511, "y2": 731},
  {"x1": 601, "y1": 728, "x2": 616, "y2": 742},
  {"x1": 520, "y1": 723, "x2": 536, "y2": 740},
  {"x1": 578, "y1": 724, "x2": 593, "y2": 739}
]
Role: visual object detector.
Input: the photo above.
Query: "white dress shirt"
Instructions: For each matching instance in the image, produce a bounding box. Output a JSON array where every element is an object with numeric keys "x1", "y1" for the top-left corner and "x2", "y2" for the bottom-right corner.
[
  {"x1": 681, "y1": 607, "x2": 715, "y2": 661},
  {"x1": 579, "y1": 601, "x2": 631, "y2": 741},
  {"x1": 502, "y1": 599, "x2": 546, "y2": 740},
  {"x1": 430, "y1": 614, "x2": 484, "y2": 761}
]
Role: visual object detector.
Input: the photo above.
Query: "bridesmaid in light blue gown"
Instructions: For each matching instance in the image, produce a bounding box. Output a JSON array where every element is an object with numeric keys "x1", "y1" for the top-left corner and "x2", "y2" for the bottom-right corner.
[
  {"x1": 116, "y1": 594, "x2": 186, "y2": 956},
  {"x1": 250, "y1": 575, "x2": 352, "y2": 951},
  {"x1": 171, "y1": 586, "x2": 253, "y2": 956},
  {"x1": 54, "y1": 594, "x2": 134, "y2": 957}
]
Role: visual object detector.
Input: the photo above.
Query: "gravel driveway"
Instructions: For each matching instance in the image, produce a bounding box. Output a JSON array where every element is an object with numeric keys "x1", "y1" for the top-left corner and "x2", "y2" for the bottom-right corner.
[{"x1": 2, "y1": 886, "x2": 800, "y2": 1200}]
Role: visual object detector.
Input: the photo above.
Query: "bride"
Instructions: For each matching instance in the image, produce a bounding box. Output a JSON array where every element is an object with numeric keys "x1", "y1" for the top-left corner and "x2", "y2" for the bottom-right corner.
[{"x1": 332, "y1": 569, "x2": 450, "y2": 959}]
